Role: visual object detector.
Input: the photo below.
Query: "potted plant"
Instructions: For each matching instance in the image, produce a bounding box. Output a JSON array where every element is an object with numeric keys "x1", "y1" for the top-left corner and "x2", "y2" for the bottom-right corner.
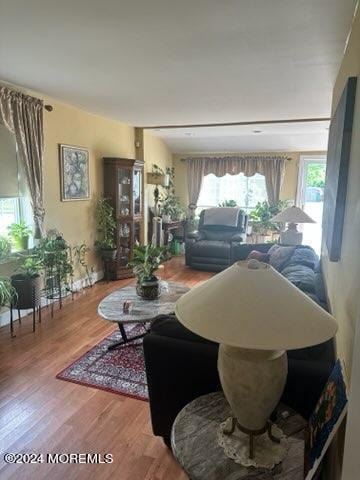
[
  {"x1": 35, "y1": 231, "x2": 74, "y2": 296},
  {"x1": 11, "y1": 253, "x2": 42, "y2": 310},
  {"x1": 8, "y1": 221, "x2": 32, "y2": 251},
  {"x1": 95, "y1": 198, "x2": 117, "y2": 260},
  {"x1": 249, "y1": 200, "x2": 288, "y2": 236},
  {"x1": 0, "y1": 236, "x2": 11, "y2": 261},
  {"x1": 218, "y1": 200, "x2": 238, "y2": 207},
  {"x1": 128, "y1": 243, "x2": 166, "y2": 299},
  {"x1": 0, "y1": 276, "x2": 17, "y2": 307}
]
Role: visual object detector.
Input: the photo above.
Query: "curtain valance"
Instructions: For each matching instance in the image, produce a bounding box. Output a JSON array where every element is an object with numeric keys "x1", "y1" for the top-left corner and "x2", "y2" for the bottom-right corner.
[{"x1": 185, "y1": 155, "x2": 287, "y2": 210}]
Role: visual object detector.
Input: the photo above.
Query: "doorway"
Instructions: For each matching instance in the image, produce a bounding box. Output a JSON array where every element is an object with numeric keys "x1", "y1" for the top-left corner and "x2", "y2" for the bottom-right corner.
[{"x1": 296, "y1": 155, "x2": 327, "y2": 254}]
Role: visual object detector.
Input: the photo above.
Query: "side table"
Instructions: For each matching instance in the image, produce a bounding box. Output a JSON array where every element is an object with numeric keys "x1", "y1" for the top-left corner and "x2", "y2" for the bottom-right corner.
[{"x1": 171, "y1": 391, "x2": 307, "y2": 480}]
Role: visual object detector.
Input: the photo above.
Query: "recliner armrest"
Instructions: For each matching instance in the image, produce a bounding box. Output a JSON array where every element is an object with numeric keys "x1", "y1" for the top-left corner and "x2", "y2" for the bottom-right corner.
[
  {"x1": 230, "y1": 233, "x2": 245, "y2": 242},
  {"x1": 186, "y1": 230, "x2": 205, "y2": 241}
]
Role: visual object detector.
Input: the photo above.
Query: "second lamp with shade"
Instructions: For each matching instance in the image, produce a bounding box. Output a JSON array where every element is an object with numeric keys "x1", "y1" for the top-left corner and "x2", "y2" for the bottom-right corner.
[{"x1": 271, "y1": 205, "x2": 315, "y2": 245}]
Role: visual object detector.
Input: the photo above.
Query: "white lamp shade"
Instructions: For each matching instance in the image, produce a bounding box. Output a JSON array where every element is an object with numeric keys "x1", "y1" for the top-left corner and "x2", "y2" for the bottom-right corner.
[
  {"x1": 175, "y1": 261, "x2": 337, "y2": 350},
  {"x1": 271, "y1": 206, "x2": 315, "y2": 224}
]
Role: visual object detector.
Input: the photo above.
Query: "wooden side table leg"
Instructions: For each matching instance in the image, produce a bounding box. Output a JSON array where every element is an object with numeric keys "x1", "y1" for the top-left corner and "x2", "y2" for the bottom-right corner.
[
  {"x1": 32, "y1": 307, "x2": 36, "y2": 332},
  {"x1": 38, "y1": 305, "x2": 42, "y2": 323},
  {"x1": 18, "y1": 308, "x2": 21, "y2": 324}
]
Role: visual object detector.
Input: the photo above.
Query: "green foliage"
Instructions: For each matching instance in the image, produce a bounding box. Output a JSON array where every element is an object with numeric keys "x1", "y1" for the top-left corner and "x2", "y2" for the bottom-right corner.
[
  {"x1": 0, "y1": 277, "x2": 17, "y2": 306},
  {"x1": 35, "y1": 232, "x2": 73, "y2": 285},
  {"x1": 128, "y1": 243, "x2": 166, "y2": 283},
  {"x1": 95, "y1": 198, "x2": 116, "y2": 250},
  {"x1": 152, "y1": 164, "x2": 185, "y2": 220},
  {"x1": 8, "y1": 221, "x2": 32, "y2": 241},
  {"x1": 307, "y1": 163, "x2": 326, "y2": 188},
  {"x1": 249, "y1": 200, "x2": 289, "y2": 233},
  {"x1": 8, "y1": 221, "x2": 32, "y2": 250},
  {"x1": 73, "y1": 243, "x2": 94, "y2": 287},
  {"x1": 218, "y1": 200, "x2": 238, "y2": 207},
  {"x1": 16, "y1": 253, "x2": 43, "y2": 278},
  {"x1": 0, "y1": 236, "x2": 11, "y2": 260}
]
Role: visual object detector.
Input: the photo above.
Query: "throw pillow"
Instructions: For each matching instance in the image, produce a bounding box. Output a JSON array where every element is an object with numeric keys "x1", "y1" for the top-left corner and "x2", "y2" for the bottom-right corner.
[
  {"x1": 281, "y1": 264, "x2": 316, "y2": 293},
  {"x1": 246, "y1": 250, "x2": 270, "y2": 263},
  {"x1": 286, "y1": 246, "x2": 319, "y2": 270},
  {"x1": 268, "y1": 244, "x2": 296, "y2": 271}
]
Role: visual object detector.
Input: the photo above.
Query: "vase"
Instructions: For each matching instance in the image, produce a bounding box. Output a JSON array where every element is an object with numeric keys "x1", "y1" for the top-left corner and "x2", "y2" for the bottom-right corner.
[{"x1": 136, "y1": 277, "x2": 161, "y2": 300}]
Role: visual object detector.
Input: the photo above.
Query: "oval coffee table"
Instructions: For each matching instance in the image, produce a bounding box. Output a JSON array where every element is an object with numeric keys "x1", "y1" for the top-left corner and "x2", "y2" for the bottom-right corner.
[
  {"x1": 98, "y1": 280, "x2": 189, "y2": 350},
  {"x1": 171, "y1": 391, "x2": 307, "y2": 480}
]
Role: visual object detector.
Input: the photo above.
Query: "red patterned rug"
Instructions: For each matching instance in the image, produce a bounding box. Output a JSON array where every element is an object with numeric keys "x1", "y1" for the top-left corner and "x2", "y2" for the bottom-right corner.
[{"x1": 56, "y1": 324, "x2": 148, "y2": 400}]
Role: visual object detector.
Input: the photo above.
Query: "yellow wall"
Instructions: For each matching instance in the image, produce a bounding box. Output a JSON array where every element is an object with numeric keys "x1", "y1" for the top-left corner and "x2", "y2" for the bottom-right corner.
[
  {"x1": 143, "y1": 130, "x2": 173, "y2": 209},
  {"x1": 0, "y1": 82, "x2": 173, "y2": 279},
  {"x1": 322, "y1": 8, "x2": 360, "y2": 375},
  {"x1": 173, "y1": 151, "x2": 326, "y2": 208},
  {"x1": 43, "y1": 97, "x2": 135, "y2": 274}
]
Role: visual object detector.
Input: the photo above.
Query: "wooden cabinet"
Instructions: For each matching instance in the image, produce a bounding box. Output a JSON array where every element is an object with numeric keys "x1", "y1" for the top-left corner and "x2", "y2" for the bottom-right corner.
[{"x1": 103, "y1": 157, "x2": 144, "y2": 279}]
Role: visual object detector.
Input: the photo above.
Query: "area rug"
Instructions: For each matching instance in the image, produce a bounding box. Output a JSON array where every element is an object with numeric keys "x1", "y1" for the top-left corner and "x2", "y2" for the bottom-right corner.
[{"x1": 56, "y1": 324, "x2": 148, "y2": 400}]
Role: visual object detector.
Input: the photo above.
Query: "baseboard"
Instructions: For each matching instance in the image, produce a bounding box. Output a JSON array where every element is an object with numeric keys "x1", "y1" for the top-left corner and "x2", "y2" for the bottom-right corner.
[{"x1": 0, "y1": 269, "x2": 104, "y2": 329}]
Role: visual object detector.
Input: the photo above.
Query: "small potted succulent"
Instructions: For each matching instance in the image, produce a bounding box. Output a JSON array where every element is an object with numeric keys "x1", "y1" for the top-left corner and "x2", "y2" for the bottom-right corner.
[
  {"x1": 128, "y1": 243, "x2": 166, "y2": 300},
  {"x1": 8, "y1": 221, "x2": 32, "y2": 251},
  {"x1": 95, "y1": 198, "x2": 117, "y2": 260},
  {"x1": 11, "y1": 253, "x2": 43, "y2": 310}
]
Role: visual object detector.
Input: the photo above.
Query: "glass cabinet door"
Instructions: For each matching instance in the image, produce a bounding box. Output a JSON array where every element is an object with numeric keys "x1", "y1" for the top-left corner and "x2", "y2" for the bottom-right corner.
[
  {"x1": 117, "y1": 221, "x2": 131, "y2": 266},
  {"x1": 133, "y1": 168, "x2": 142, "y2": 216},
  {"x1": 117, "y1": 168, "x2": 131, "y2": 216}
]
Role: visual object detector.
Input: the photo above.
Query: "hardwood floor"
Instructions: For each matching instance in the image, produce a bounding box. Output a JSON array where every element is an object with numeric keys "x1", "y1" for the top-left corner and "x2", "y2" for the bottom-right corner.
[{"x1": 0, "y1": 257, "x2": 213, "y2": 480}]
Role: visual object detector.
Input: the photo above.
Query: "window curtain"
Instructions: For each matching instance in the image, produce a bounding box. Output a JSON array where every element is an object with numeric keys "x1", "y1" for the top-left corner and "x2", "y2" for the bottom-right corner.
[
  {"x1": 186, "y1": 158, "x2": 205, "y2": 217},
  {"x1": 185, "y1": 155, "x2": 286, "y2": 208},
  {"x1": 0, "y1": 87, "x2": 45, "y2": 237}
]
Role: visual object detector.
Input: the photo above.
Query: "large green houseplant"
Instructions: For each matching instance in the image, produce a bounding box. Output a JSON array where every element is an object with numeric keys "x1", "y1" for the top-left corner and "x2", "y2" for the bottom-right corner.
[
  {"x1": 128, "y1": 243, "x2": 166, "y2": 299},
  {"x1": 35, "y1": 232, "x2": 74, "y2": 296},
  {"x1": 249, "y1": 200, "x2": 288, "y2": 234},
  {"x1": 151, "y1": 164, "x2": 185, "y2": 222},
  {"x1": 95, "y1": 198, "x2": 117, "y2": 260}
]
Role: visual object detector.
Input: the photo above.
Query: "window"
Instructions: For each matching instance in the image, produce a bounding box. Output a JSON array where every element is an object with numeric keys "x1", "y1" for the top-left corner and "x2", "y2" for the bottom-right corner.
[
  {"x1": 0, "y1": 124, "x2": 33, "y2": 244},
  {"x1": 197, "y1": 173, "x2": 268, "y2": 214},
  {"x1": 0, "y1": 198, "x2": 20, "y2": 235}
]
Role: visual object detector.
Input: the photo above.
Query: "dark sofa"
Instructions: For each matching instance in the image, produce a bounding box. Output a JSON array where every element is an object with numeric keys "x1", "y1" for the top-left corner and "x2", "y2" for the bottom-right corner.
[
  {"x1": 185, "y1": 209, "x2": 248, "y2": 271},
  {"x1": 143, "y1": 244, "x2": 335, "y2": 447}
]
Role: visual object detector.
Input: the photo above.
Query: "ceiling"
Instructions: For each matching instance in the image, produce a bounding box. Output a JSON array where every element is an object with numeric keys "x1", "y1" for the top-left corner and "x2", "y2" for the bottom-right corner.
[
  {"x1": 149, "y1": 121, "x2": 330, "y2": 153},
  {"x1": 0, "y1": 0, "x2": 356, "y2": 130}
]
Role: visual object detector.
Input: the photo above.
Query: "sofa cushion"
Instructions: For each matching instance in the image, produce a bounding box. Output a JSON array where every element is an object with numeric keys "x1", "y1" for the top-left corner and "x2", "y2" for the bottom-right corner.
[
  {"x1": 268, "y1": 244, "x2": 296, "y2": 271},
  {"x1": 281, "y1": 264, "x2": 316, "y2": 293},
  {"x1": 190, "y1": 240, "x2": 231, "y2": 258}
]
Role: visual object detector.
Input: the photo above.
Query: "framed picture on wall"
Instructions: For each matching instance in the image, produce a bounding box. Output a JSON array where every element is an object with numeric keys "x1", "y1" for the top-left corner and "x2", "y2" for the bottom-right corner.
[{"x1": 59, "y1": 144, "x2": 90, "y2": 201}]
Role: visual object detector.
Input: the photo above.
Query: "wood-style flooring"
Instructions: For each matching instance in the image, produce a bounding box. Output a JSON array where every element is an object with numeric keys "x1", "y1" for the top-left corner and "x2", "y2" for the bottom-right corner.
[{"x1": 0, "y1": 256, "x2": 213, "y2": 480}]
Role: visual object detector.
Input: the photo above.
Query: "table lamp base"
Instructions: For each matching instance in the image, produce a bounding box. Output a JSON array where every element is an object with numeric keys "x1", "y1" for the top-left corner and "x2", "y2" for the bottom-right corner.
[{"x1": 218, "y1": 417, "x2": 288, "y2": 468}]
